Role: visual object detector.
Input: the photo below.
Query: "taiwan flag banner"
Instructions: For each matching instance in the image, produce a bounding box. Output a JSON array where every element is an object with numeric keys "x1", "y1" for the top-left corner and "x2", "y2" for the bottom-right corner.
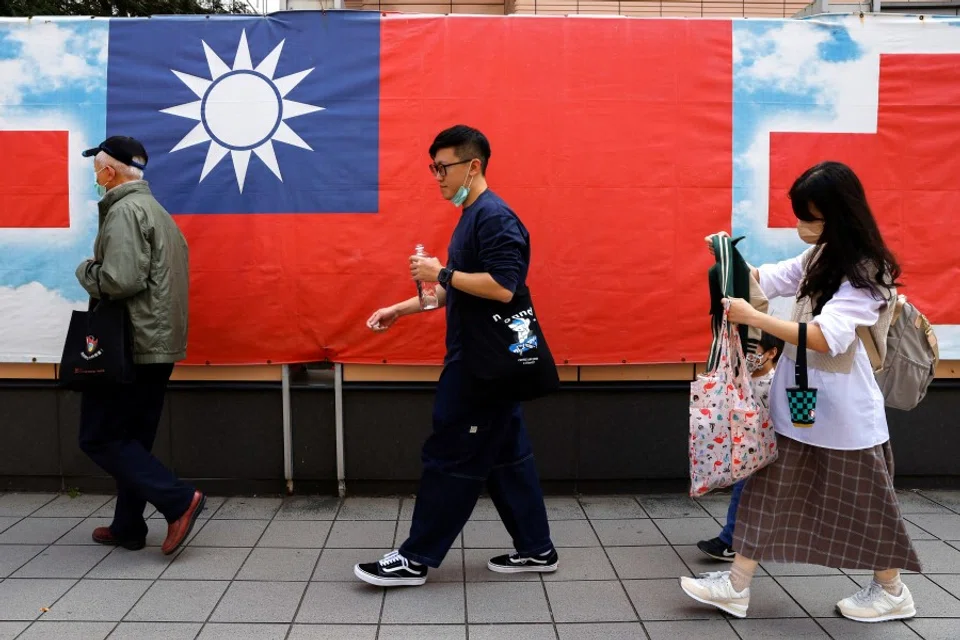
[{"x1": 0, "y1": 12, "x2": 958, "y2": 365}]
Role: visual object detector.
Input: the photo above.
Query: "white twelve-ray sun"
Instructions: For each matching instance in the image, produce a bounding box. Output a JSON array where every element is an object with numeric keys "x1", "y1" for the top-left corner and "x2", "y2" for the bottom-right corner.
[{"x1": 161, "y1": 29, "x2": 323, "y2": 192}]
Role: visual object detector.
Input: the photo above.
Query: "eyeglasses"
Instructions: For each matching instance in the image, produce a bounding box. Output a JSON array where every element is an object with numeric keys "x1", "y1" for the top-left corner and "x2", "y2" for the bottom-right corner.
[{"x1": 428, "y1": 159, "x2": 472, "y2": 179}]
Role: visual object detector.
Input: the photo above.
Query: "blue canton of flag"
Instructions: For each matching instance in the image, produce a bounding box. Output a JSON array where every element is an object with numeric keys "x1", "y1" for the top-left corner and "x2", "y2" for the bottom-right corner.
[{"x1": 106, "y1": 12, "x2": 380, "y2": 214}]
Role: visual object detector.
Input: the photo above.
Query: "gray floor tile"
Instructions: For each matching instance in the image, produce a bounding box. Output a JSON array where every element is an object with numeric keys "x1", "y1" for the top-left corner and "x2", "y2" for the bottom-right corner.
[
  {"x1": 605, "y1": 546, "x2": 688, "y2": 580},
  {"x1": 31, "y1": 495, "x2": 112, "y2": 519},
  {"x1": 579, "y1": 497, "x2": 646, "y2": 520},
  {"x1": 758, "y1": 560, "x2": 843, "y2": 576},
  {"x1": 691, "y1": 493, "x2": 735, "y2": 518},
  {"x1": 295, "y1": 582, "x2": 384, "y2": 624},
  {"x1": 287, "y1": 626, "x2": 377, "y2": 640},
  {"x1": 0, "y1": 518, "x2": 83, "y2": 545},
  {"x1": 399, "y1": 498, "x2": 418, "y2": 521},
  {"x1": 926, "y1": 572, "x2": 960, "y2": 596},
  {"x1": 775, "y1": 575, "x2": 861, "y2": 618},
  {"x1": 106, "y1": 622, "x2": 202, "y2": 639},
  {"x1": 546, "y1": 581, "x2": 637, "y2": 623},
  {"x1": 817, "y1": 617, "x2": 920, "y2": 639},
  {"x1": 0, "y1": 545, "x2": 46, "y2": 578},
  {"x1": 644, "y1": 620, "x2": 737, "y2": 640},
  {"x1": 556, "y1": 622, "x2": 647, "y2": 639},
  {"x1": 377, "y1": 626, "x2": 466, "y2": 640},
  {"x1": 636, "y1": 495, "x2": 708, "y2": 519},
  {"x1": 44, "y1": 579, "x2": 152, "y2": 621},
  {"x1": 275, "y1": 497, "x2": 341, "y2": 521},
  {"x1": 396, "y1": 521, "x2": 462, "y2": 549},
  {"x1": 189, "y1": 520, "x2": 268, "y2": 548},
  {"x1": 729, "y1": 618, "x2": 830, "y2": 638},
  {"x1": 468, "y1": 624, "x2": 556, "y2": 640},
  {"x1": 914, "y1": 540, "x2": 960, "y2": 573},
  {"x1": 125, "y1": 580, "x2": 229, "y2": 622},
  {"x1": 543, "y1": 547, "x2": 616, "y2": 581},
  {"x1": 258, "y1": 521, "x2": 332, "y2": 548},
  {"x1": 11, "y1": 545, "x2": 111, "y2": 579},
  {"x1": 213, "y1": 497, "x2": 282, "y2": 521},
  {"x1": 623, "y1": 578, "x2": 725, "y2": 621},
  {"x1": 463, "y1": 521, "x2": 511, "y2": 549},
  {"x1": 0, "y1": 623, "x2": 29, "y2": 640},
  {"x1": 898, "y1": 490, "x2": 957, "y2": 515},
  {"x1": 736, "y1": 577, "x2": 807, "y2": 618},
  {"x1": 336, "y1": 498, "x2": 400, "y2": 521},
  {"x1": 591, "y1": 520, "x2": 667, "y2": 547},
  {"x1": 907, "y1": 514, "x2": 960, "y2": 541},
  {"x1": 148, "y1": 497, "x2": 224, "y2": 520},
  {"x1": 653, "y1": 518, "x2": 723, "y2": 546},
  {"x1": 92, "y1": 499, "x2": 155, "y2": 521},
  {"x1": 209, "y1": 581, "x2": 306, "y2": 622},
  {"x1": 0, "y1": 494, "x2": 56, "y2": 518},
  {"x1": 918, "y1": 490, "x2": 960, "y2": 514},
  {"x1": 466, "y1": 582, "x2": 552, "y2": 623},
  {"x1": 466, "y1": 499, "x2": 502, "y2": 521},
  {"x1": 463, "y1": 549, "x2": 538, "y2": 582},
  {"x1": 311, "y1": 548, "x2": 390, "y2": 582},
  {"x1": 672, "y1": 545, "x2": 768, "y2": 578},
  {"x1": 237, "y1": 548, "x2": 320, "y2": 581},
  {"x1": 17, "y1": 621, "x2": 115, "y2": 640},
  {"x1": 54, "y1": 519, "x2": 112, "y2": 546},
  {"x1": 906, "y1": 520, "x2": 939, "y2": 541},
  {"x1": 87, "y1": 547, "x2": 177, "y2": 580},
  {"x1": 197, "y1": 623, "x2": 290, "y2": 639},
  {"x1": 545, "y1": 498, "x2": 586, "y2": 521},
  {"x1": 0, "y1": 579, "x2": 76, "y2": 621},
  {"x1": 160, "y1": 547, "x2": 250, "y2": 580},
  {"x1": 906, "y1": 619, "x2": 960, "y2": 640},
  {"x1": 550, "y1": 520, "x2": 601, "y2": 548},
  {"x1": 326, "y1": 521, "x2": 396, "y2": 548},
  {"x1": 0, "y1": 518, "x2": 21, "y2": 534},
  {"x1": 382, "y1": 582, "x2": 465, "y2": 624}
]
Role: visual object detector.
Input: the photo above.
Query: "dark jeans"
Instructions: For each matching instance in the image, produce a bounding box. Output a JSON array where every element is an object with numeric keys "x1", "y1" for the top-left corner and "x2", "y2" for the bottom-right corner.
[
  {"x1": 78, "y1": 363, "x2": 194, "y2": 541},
  {"x1": 719, "y1": 478, "x2": 746, "y2": 546},
  {"x1": 399, "y1": 360, "x2": 554, "y2": 568}
]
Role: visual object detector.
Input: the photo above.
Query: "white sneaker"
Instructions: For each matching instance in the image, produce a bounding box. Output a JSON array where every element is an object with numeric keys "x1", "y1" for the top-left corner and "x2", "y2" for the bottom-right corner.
[
  {"x1": 679, "y1": 570, "x2": 750, "y2": 618},
  {"x1": 836, "y1": 580, "x2": 916, "y2": 622}
]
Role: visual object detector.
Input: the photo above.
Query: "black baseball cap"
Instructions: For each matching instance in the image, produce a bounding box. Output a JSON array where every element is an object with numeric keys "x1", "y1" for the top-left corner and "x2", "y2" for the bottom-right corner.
[{"x1": 81, "y1": 136, "x2": 148, "y2": 170}]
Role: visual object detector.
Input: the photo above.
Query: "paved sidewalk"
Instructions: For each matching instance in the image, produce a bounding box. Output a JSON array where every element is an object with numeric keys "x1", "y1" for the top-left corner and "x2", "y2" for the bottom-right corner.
[{"x1": 1, "y1": 490, "x2": 960, "y2": 639}]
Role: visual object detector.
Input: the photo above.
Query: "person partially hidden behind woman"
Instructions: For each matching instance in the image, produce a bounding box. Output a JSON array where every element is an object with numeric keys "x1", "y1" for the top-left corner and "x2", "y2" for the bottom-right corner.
[{"x1": 680, "y1": 161, "x2": 921, "y2": 622}]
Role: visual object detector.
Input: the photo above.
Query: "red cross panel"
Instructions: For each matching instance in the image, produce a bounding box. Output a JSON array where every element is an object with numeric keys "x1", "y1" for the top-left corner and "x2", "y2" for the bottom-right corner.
[{"x1": 0, "y1": 130, "x2": 70, "y2": 229}]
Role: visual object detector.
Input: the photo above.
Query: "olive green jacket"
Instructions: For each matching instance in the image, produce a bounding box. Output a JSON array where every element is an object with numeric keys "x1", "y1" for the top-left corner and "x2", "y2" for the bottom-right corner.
[{"x1": 75, "y1": 181, "x2": 189, "y2": 364}]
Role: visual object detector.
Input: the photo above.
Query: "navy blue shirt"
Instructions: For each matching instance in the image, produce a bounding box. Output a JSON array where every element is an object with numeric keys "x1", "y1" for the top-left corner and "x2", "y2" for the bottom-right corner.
[{"x1": 444, "y1": 189, "x2": 529, "y2": 364}]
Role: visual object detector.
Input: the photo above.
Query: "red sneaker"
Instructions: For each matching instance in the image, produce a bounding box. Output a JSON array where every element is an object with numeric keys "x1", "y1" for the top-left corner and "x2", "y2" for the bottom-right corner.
[{"x1": 161, "y1": 491, "x2": 206, "y2": 555}]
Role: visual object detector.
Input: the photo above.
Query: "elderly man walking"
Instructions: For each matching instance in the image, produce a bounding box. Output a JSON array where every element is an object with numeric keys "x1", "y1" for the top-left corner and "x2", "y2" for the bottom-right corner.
[{"x1": 75, "y1": 136, "x2": 204, "y2": 555}]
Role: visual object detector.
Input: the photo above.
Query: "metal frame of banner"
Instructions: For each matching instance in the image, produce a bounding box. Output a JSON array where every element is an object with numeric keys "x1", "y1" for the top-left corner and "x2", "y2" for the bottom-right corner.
[
  {"x1": 335, "y1": 363, "x2": 346, "y2": 498},
  {"x1": 282, "y1": 364, "x2": 293, "y2": 495}
]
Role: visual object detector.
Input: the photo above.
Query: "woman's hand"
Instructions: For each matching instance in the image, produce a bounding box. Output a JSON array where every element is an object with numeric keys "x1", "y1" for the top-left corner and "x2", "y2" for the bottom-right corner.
[
  {"x1": 704, "y1": 231, "x2": 730, "y2": 257},
  {"x1": 722, "y1": 297, "x2": 760, "y2": 326}
]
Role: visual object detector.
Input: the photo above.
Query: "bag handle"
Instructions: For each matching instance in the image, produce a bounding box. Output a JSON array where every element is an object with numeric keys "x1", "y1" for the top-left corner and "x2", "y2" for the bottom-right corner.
[{"x1": 795, "y1": 322, "x2": 809, "y2": 390}]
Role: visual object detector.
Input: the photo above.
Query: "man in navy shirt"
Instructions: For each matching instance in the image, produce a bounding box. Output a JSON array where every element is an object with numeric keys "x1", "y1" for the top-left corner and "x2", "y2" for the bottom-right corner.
[{"x1": 356, "y1": 125, "x2": 557, "y2": 587}]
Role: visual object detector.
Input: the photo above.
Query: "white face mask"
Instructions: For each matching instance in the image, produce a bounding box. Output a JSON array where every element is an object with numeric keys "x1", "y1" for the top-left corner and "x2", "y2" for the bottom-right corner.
[{"x1": 745, "y1": 353, "x2": 767, "y2": 373}]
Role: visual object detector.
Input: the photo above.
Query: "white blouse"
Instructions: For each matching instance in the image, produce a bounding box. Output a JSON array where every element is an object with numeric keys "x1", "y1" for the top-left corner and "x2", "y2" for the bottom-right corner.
[{"x1": 758, "y1": 250, "x2": 889, "y2": 451}]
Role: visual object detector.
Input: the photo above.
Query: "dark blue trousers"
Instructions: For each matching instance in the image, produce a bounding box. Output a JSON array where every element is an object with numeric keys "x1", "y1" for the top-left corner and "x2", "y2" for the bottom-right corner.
[
  {"x1": 719, "y1": 478, "x2": 746, "y2": 546},
  {"x1": 79, "y1": 363, "x2": 194, "y2": 541},
  {"x1": 399, "y1": 360, "x2": 554, "y2": 568}
]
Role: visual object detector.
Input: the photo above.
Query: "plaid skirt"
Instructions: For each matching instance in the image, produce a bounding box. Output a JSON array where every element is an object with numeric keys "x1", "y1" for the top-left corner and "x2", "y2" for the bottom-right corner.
[{"x1": 733, "y1": 433, "x2": 922, "y2": 572}]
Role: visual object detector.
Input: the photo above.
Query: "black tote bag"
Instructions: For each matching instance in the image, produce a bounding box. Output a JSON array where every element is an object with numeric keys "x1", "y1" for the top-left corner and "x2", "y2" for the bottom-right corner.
[
  {"x1": 57, "y1": 294, "x2": 135, "y2": 391},
  {"x1": 459, "y1": 284, "x2": 560, "y2": 403}
]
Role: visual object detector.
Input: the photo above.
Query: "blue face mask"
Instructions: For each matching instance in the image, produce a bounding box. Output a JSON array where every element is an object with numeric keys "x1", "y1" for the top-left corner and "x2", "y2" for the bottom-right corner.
[
  {"x1": 450, "y1": 160, "x2": 476, "y2": 208},
  {"x1": 94, "y1": 167, "x2": 108, "y2": 198}
]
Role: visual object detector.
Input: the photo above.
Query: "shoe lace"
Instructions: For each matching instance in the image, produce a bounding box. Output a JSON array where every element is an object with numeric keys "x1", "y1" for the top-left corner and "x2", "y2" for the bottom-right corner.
[
  {"x1": 379, "y1": 550, "x2": 408, "y2": 569},
  {"x1": 851, "y1": 580, "x2": 885, "y2": 606}
]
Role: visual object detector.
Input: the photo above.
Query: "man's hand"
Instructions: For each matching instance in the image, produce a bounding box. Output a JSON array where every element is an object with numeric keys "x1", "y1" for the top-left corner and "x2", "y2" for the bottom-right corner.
[
  {"x1": 367, "y1": 306, "x2": 400, "y2": 332},
  {"x1": 410, "y1": 254, "x2": 442, "y2": 282}
]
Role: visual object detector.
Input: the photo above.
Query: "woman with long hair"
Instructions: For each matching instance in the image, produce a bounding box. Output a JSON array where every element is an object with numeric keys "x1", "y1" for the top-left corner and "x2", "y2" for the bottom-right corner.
[{"x1": 680, "y1": 161, "x2": 921, "y2": 622}]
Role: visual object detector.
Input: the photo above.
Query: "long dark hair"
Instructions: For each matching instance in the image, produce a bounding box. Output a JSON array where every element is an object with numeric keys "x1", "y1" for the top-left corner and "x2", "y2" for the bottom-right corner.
[{"x1": 789, "y1": 161, "x2": 902, "y2": 313}]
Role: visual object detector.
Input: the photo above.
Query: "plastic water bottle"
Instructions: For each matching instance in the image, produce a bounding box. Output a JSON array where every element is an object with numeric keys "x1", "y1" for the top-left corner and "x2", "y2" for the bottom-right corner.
[{"x1": 415, "y1": 244, "x2": 439, "y2": 310}]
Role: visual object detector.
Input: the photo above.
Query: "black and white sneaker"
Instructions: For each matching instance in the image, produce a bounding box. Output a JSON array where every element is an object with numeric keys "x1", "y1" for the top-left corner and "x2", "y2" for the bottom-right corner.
[
  {"x1": 488, "y1": 548, "x2": 559, "y2": 573},
  {"x1": 697, "y1": 537, "x2": 736, "y2": 561},
  {"x1": 354, "y1": 550, "x2": 428, "y2": 587}
]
